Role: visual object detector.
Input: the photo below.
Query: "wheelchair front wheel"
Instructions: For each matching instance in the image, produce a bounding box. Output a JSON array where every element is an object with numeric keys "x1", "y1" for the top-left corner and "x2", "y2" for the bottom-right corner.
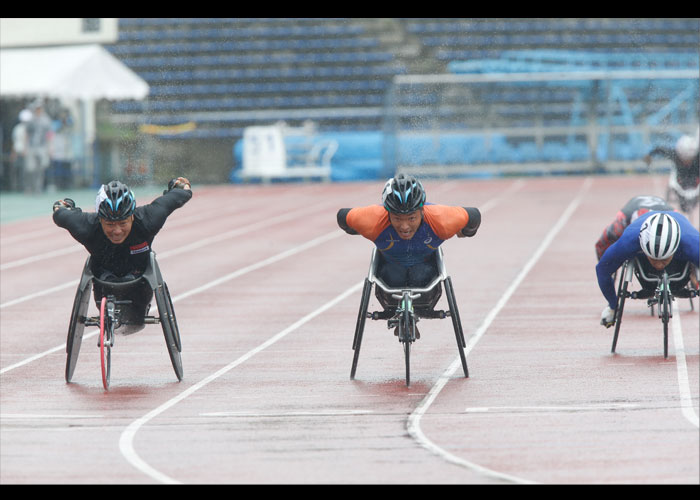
[
  {"x1": 659, "y1": 275, "x2": 671, "y2": 359},
  {"x1": 398, "y1": 296, "x2": 415, "y2": 387},
  {"x1": 99, "y1": 298, "x2": 112, "y2": 390}
]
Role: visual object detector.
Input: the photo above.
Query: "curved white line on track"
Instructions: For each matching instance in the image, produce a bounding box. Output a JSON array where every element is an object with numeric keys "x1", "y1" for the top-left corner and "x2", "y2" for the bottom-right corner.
[
  {"x1": 407, "y1": 177, "x2": 593, "y2": 484},
  {"x1": 118, "y1": 180, "x2": 529, "y2": 483},
  {"x1": 671, "y1": 301, "x2": 699, "y2": 428},
  {"x1": 119, "y1": 280, "x2": 364, "y2": 484}
]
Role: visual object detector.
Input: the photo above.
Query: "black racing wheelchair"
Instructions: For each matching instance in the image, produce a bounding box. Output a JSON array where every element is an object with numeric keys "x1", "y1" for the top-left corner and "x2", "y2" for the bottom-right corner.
[
  {"x1": 612, "y1": 257, "x2": 698, "y2": 358},
  {"x1": 65, "y1": 251, "x2": 182, "y2": 389},
  {"x1": 351, "y1": 247, "x2": 469, "y2": 386}
]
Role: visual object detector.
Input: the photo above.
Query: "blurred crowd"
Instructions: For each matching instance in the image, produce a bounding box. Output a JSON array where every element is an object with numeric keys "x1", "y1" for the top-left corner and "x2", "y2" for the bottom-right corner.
[{"x1": 7, "y1": 99, "x2": 77, "y2": 193}]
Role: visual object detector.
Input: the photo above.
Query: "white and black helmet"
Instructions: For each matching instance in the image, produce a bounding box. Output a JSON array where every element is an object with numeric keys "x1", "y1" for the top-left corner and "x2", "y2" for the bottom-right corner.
[
  {"x1": 675, "y1": 134, "x2": 699, "y2": 163},
  {"x1": 639, "y1": 212, "x2": 681, "y2": 260}
]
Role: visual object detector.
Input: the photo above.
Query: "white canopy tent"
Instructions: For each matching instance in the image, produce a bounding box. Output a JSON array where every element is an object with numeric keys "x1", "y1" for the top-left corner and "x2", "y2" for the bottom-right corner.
[
  {"x1": 0, "y1": 44, "x2": 148, "y2": 100},
  {"x1": 1, "y1": 44, "x2": 149, "y2": 186}
]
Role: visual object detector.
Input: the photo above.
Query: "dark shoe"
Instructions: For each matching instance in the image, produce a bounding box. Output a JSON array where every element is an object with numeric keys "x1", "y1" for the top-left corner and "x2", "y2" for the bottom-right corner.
[
  {"x1": 631, "y1": 288, "x2": 654, "y2": 299},
  {"x1": 393, "y1": 325, "x2": 420, "y2": 339}
]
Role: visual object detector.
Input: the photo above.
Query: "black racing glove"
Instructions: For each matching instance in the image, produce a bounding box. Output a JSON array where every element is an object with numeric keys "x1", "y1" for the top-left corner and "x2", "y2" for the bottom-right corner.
[
  {"x1": 164, "y1": 177, "x2": 191, "y2": 195},
  {"x1": 53, "y1": 198, "x2": 75, "y2": 212}
]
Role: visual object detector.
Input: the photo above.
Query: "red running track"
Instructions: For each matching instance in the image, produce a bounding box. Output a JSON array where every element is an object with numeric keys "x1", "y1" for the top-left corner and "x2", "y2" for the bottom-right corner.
[{"x1": 1, "y1": 176, "x2": 698, "y2": 484}]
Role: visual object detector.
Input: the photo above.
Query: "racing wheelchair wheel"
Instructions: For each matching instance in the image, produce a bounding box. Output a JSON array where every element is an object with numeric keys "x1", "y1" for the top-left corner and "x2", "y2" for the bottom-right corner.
[
  {"x1": 65, "y1": 260, "x2": 93, "y2": 383},
  {"x1": 350, "y1": 278, "x2": 372, "y2": 380},
  {"x1": 659, "y1": 273, "x2": 671, "y2": 359},
  {"x1": 99, "y1": 297, "x2": 114, "y2": 390},
  {"x1": 397, "y1": 293, "x2": 416, "y2": 387},
  {"x1": 611, "y1": 261, "x2": 630, "y2": 354},
  {"x1": 444, "y1": 276, "x2": 469, "y2": 378},
  {"x1": 154, "y1": 280, "x2": 183, "y2": 381}
]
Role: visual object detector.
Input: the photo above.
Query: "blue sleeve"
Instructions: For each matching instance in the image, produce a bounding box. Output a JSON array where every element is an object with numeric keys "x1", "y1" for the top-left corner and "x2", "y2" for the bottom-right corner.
[
  {"x1": 672, "y1": 212, "x2": 700, "y2": 265},
  {"x1": 596, "y1": 224, "x2": 643, "y2": 310}
]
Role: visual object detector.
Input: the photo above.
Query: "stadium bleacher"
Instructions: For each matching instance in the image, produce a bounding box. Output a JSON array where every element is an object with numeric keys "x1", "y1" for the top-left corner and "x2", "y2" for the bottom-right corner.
[{"x1": 101, "y1": 18, "x2": 699, "y2": 182}]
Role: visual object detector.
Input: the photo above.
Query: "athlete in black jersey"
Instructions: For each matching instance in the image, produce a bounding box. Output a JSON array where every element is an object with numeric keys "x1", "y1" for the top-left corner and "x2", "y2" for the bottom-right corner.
[{"x1": 53, "y1": 177, "x2": 192, "y2": 333}]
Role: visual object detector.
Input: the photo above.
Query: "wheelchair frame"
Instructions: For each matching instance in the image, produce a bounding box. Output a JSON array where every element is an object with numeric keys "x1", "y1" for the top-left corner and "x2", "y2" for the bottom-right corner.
[
  {"x1": 351, "y1": 247, "x2": 468, "y2": 386},
  {"x1": 65, "y1": 251, "x2": 183, "y2": 388},
  {"x1": 612, "y1": 257, "x2": 698, "y2": 358}
]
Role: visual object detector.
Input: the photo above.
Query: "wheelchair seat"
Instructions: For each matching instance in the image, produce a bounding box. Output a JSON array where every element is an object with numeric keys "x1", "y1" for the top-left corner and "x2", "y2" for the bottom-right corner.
[
  {"x1": 369, "y1": 248, "x2": 447, "y2": 315},
  {"x1": 65, "y1": 250, "x2": 184, "y2": 384},
  {"x1": 350, "y1": 246, "x2": 469, "y2": 381},
  {"x1": 632, "y1": 257, "x2": 694, "y2": 295}
]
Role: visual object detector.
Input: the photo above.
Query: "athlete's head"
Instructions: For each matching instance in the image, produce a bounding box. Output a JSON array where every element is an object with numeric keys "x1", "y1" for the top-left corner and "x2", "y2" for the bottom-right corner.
[
  {"x1": 96, "y1": 180, "x2": 136, "y2": 244},
  {"x1": 382, "y1": 174, "x2": 426, "y2": 240},
  {"x1": 675, "y1": 134, "x2": 699, "y2": 165},
  {"x1": 639, "y1": 212, "x2": 681, "y2": 270}
]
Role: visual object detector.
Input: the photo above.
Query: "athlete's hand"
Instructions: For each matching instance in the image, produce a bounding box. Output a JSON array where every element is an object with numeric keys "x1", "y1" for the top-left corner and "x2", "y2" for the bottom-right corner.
[
  {"x1": 600, "y1": 306, "x2": 616, "y2": 328},
  {"x1": 53, "y1": 198, "x2": 75, "y2": 212},
  {"x1": 164, "y1": 177, "x2": 191, "y2": 194}
]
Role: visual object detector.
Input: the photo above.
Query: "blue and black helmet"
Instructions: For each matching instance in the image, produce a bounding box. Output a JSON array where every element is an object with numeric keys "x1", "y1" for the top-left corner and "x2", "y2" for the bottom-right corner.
[
  {"x1": 382, "y1": 173, "x2": 426, "y2": 214},
  {"x1": 96, "y1": 180, "x2": 136, "y2": 221}
]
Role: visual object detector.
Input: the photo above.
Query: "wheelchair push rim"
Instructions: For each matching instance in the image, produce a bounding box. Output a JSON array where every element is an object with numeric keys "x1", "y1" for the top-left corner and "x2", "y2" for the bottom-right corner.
[
  {"x1": 155, "y1": 282, "x2": 183, "y2": 381},
  {"x1": 65, "y1": 280, "x2": 92, "y2": 383}
]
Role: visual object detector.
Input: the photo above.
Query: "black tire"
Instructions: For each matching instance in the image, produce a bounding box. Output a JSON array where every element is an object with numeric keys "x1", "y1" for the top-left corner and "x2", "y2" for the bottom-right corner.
[
  {"x1": 661, "y1": 275, "x2": 671, "y2": 359},
  {"x1": 163, "y1": 282, "x2": 181, "y2": 352},
  {"x1": 155, "y1": 285, "x2": 183, "y2": 381},
  {"x1": 611, "y1": 266, "x2": 629, "y2": 354},
  {"x1": 401, "y1": 301, "x2": 416, "y2": 386},
  {"x1": 351, "y1": 279, "x2": 372, "y2": 380},
  {"x1": 65, "y1": 280, "x2": 92, "y2": 383},
  {"x1": 445, "y1": 277, "x2": 469, "y2": 378},
  {"x1": 99, "y1": 298, "x2": 112, "y2": 390},
  {"x1": 404, "y1": 339, "x2": 411, "y2": 387}
]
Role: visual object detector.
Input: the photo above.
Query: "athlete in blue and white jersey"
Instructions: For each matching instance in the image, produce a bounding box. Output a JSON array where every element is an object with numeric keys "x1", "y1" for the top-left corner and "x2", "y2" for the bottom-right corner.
[{"x1": 596, "y1": 211, "x2": 699, "y2": 327}]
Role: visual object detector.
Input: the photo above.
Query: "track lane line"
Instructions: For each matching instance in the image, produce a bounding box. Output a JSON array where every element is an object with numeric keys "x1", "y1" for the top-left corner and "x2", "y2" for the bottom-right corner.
[
  {"x1": 407, "y1": 177, "x2": 592, "y2": 484},
  {"x1": 117, "y1": 179, "x2": 529, "y2": 483},
  {"x1": 0, "y1": 200, "x2": 339, "y2": 309},
  {"x1": 118, "y1": 280, "x2": 364, "y2": 484},
  {"x1": 0, "y1": 230, "x2": 343, "y2": 375},
  {"x1": 671, "y1": 301, "x2": 699, "y2": 428}
]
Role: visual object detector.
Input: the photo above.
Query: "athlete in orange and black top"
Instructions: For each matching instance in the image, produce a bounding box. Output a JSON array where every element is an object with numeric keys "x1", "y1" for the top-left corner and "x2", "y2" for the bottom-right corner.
[{"x1": 337, "y1": 174, "x2": 481, "y2": 288}]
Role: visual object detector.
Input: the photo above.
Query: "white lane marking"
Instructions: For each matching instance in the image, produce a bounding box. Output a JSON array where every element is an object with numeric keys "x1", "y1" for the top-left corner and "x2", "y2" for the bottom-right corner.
[
  {"x1": 407, "y1": 177, "x2": 592, "y2": 485},
  {"x1": 118, "y1": 280, "x2": 364, "y2": 485},
  {"x1": 0, "y1": 245, "x2": 83, "y2": 270},
  {"x1": 1, "y1": 413, "x2": 104, "y2": 419},
  {"x1": 200, "y1": 410, "x2": 374, "y2": 417},
  {"x1": 0, "y1": 200, "x2": 332, "y2": 308},
  {"x1": 0, "y1": 230, "x2": 342, "y2": 375},
  {"x1": 671, "y1": 301, "x2": 699, "y2": 428},
  {"x1": 464, "y1": 403, "x2": 640, "y2": 413}
]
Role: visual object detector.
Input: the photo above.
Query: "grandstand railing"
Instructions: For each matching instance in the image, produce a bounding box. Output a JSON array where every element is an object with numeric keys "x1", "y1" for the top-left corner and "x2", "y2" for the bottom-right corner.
[{"x1": 382, "y1": 68, "x2": 698, "y2": 178}]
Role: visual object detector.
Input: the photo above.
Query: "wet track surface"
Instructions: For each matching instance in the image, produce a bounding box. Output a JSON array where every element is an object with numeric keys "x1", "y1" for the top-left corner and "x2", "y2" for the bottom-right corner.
[{"x1": 1, "y1": 175, "x2": 698, "y2": 484}]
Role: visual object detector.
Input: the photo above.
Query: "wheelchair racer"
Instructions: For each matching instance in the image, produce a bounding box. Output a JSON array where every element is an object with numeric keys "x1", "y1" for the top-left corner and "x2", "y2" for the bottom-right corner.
[
  {"x1": 337, "y1": 173, "x2": 480, "y2": 288},
  {"x1": 644, "y1": 133, "x2": 699, "y2": 213},
  {"x1": 594, "y1": 195, "x2": 673, "y2": 261},
  {"x1": 597, "y1": 211, "x2": 699, "y2": 328},
  {"x1": 53, "y1": 177, "x2": 192, "y2": 333}
]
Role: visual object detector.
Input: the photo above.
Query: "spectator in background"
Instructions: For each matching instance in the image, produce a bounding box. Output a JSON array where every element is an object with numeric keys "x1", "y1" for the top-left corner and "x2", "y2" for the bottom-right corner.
[
  {"x1": 49, "y1": 109, "x2": 75, "y2": 190},
  {"x1": 24, "y1": 100, "x2": 53, "y2": 193},
  {"x1": 9, "y1": 109, "x2": 32, "y2": 191}
]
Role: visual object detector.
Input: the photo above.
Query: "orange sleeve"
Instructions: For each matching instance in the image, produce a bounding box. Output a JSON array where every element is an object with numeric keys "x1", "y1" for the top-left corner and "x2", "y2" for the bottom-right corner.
[
  {"x1": 423, "y1": 205, "x2": 469, "y2": 240},
  {"x1": 346, "y1": 205, "x2": 390, "y2": 241}
]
